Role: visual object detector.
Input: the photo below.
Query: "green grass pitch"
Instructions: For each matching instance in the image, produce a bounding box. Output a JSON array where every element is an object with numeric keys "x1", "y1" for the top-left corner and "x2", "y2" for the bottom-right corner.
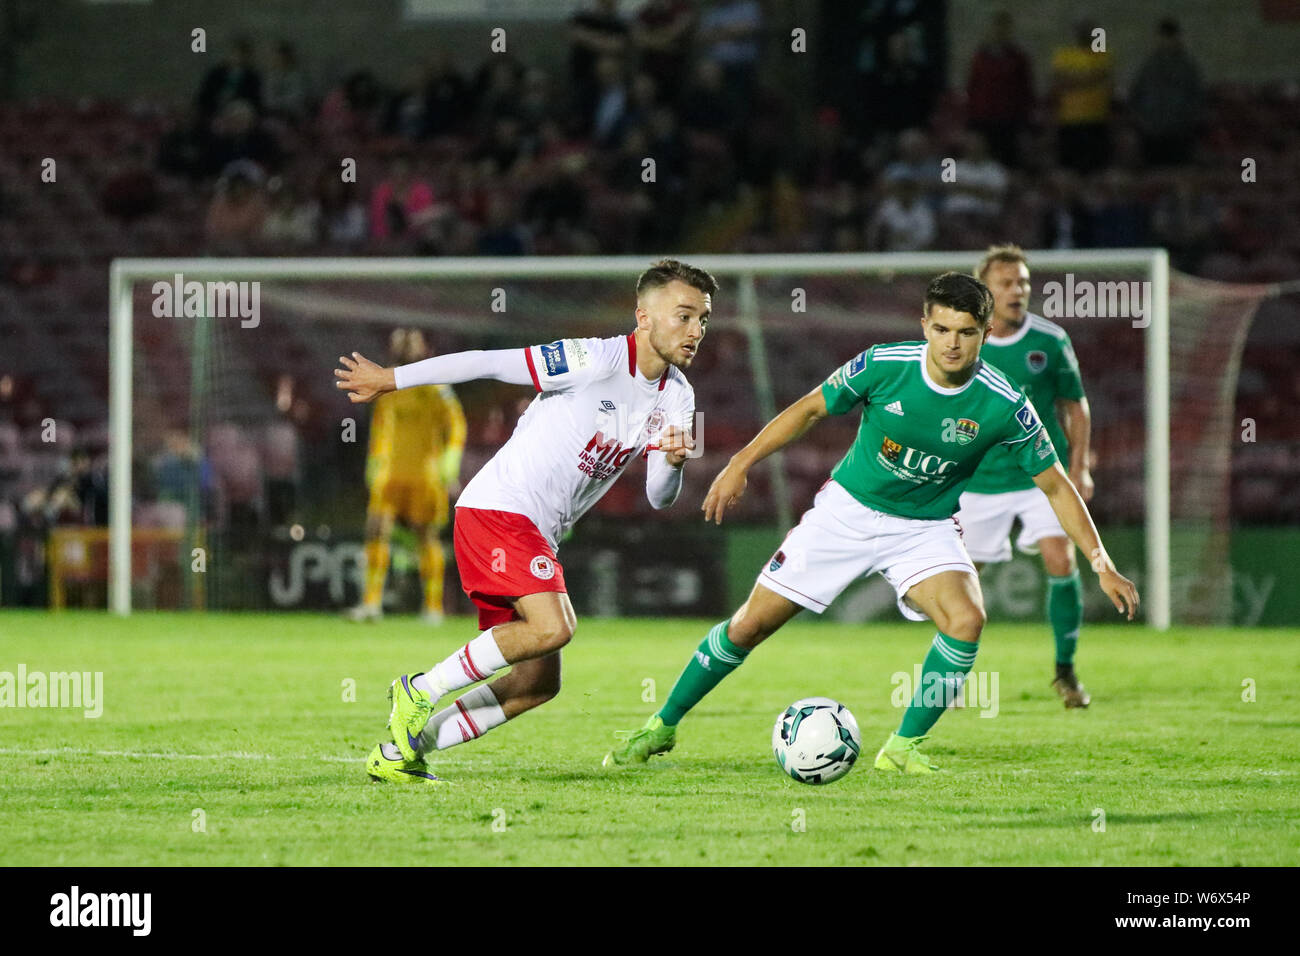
[{"x1": 1, "y1": 610, "x2": 1296, "y2": 866}]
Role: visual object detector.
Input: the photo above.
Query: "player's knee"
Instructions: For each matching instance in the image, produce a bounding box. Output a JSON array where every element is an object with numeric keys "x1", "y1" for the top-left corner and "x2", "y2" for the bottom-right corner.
[
  {"x1": 535, "y1": 618, "x2": 575, "y2": 653},
  {"x1": 944, "y1": 605, "x2": 986, "y2": 643},
  {"x1": 727, "y1": 605, "x2": 769, "y2": 649}
]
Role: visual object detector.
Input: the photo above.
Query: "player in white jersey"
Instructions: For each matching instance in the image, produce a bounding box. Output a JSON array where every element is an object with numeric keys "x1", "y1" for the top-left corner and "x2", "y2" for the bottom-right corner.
[{"x1": 334, "y1": 259, "x2": 716, "y2": 783}]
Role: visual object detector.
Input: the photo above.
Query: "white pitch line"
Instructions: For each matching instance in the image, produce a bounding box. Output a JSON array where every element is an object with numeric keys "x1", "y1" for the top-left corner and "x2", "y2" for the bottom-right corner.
[{"x1": 0, "y1": 747, "x2": 363, "y2": 763}]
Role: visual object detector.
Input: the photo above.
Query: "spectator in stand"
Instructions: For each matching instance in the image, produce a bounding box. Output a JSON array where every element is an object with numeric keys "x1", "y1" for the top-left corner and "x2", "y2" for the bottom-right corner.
[
  {"x1": 866, "y1": 171, "x2": 936, "y2": 252},
  {"x1": 631, "y1": 0, "x2": 696, "y2": 104},
  {"x1": 1129, "y1": 18, "x2": 1203, "y2": 167},
  {"x1": 941, "y1": 131, "x2": 1008, "y2": 222},
  {"x1": 864, "y1": 30, "x2": 936, "y2": 135},
  {"x1": 205, "y1": 162, "x2": 269, "y2": 252},
  {"x1": 369, "y1": 155, "x2": 436, "y2": 245},
  {"x1": 385, "y1": 64, "x2": 431, "y2": 141},
  {"x1": 476, "y1": 195, "x2": 531, "y2": 256},
  {"x1": 1152, "y1": 169, "x2": 1219, "y2": 272},
  {"x1": 1050, "y1": 20, "x2": 1113, "y2": 173},
  {"x1": 318, "y1": 172, "x2": 367, "y2": 248},
  {"x1": 965, "y1": 9, "x2": 1034, "y2": 168},
  {"x1": 203, "y1": 98, "x2": 279, "y2": 176},
  {"x1": 570, "y1": 0, "x2": 630, "y2": 122},
  {"x1": 197, "y1": 35, "x2": 263, "y2": 119},
  {"x1": 261, "y1": 175, "x2": 320, "y2": 249},
  {"x1": 882, "y1": 128, "x2": 939, "y2": 206},
  {"x1": 264, "y1": 41, "x2": 310, "y2": 124},
  {"x1": 423, "y1": 51, "x2": 470, "y2": 138},
  {"x1": 101, "y1": 142, "x2": 160, "y2": 223},
  {"x1": 798, "y1": 106, "x2": 859, "y2": 189},
  {"x1": 590, "y1": 54, "x2": 629, "y2": 147},
  {"x1": 697, "y1": 0, "x2": 763, "y2": 113},
  {"x1": 318, "y1": 70, "x2": 382, "y2": 144}
]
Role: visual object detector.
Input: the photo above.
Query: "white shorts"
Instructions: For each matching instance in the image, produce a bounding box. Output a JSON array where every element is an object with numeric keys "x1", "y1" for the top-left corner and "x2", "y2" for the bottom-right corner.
[
  {"x1": 759, "y1": 480, "x2": 976, "y2": 622},
  {"x1": 955, "y1": 487, "x2": 1066, "y2": 564}
]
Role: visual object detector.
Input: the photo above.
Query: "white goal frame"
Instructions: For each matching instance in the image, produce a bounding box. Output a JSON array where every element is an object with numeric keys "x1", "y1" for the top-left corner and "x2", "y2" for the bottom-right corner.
[{"x1": 108, "y1": 250, "x2": 1171, "y2": 627}]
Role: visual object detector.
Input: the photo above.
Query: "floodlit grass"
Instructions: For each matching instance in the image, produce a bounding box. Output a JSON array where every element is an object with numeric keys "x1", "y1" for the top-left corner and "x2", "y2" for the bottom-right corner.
[{"x1": 1, "y1": 611, "x2": 1295, "y2": 865}]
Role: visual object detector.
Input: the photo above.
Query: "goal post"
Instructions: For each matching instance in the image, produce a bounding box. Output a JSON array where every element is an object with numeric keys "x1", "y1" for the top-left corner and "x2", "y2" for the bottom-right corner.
[{"x1": 107, "y1": 250, "x2": 1172, "y2": 627}]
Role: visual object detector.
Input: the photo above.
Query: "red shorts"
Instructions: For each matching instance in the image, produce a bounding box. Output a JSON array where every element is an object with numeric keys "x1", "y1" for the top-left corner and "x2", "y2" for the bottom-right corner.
[{"x1": 452, "y1": 506, "x2": 567, "y2": 630}]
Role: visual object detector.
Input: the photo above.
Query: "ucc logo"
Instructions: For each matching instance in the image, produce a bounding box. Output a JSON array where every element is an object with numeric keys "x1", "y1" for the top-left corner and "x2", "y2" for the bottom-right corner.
[{"x1": 880, "y1": 436, "x2": 957, "y2": 476}]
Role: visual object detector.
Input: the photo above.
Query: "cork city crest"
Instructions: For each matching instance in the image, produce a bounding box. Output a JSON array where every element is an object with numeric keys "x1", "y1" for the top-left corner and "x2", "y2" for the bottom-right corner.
[{"x1": 955, "y1": 418, "x2": 979, "y2": 445}]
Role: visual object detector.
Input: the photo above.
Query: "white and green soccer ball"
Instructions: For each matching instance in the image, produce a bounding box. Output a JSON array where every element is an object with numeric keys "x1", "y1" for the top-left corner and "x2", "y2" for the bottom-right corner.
[{"x1": 772, "y1": 697, "x2": 861, "y2": 784}]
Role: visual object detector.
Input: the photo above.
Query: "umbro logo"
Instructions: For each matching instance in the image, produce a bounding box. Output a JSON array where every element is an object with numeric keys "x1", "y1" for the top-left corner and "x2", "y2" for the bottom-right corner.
[
  {"x1": 885, "y1": 401, "x2": 904, "y2": 415},
  {"x1": 599, "y1": 400, "x2": 616, "y2": 412}
]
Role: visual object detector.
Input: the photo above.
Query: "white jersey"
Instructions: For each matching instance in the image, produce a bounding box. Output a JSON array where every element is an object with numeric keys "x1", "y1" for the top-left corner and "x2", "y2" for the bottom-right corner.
[{"x1": 456, "y1": 334, "x2": 695, "y2": 549}]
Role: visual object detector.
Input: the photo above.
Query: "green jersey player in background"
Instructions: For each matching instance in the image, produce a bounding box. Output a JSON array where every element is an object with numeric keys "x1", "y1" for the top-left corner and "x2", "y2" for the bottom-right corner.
[
  {"x1": 604, "y1": 272, "x2": 1138, "y2": 774},
  {"x1": 956, "y1": 245, "x2": 1095, "y2": 707}
]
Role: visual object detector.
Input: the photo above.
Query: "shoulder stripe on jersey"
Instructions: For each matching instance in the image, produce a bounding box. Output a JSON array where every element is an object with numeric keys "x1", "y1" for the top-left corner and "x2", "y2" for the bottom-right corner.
[
  {"x1": 523, "y1": 347, "x2": 542, "y2": 391},
  {"x1": 975, "y1": 371, "x2": 1020, "y2": 403},
  {"x1": 874, "y1": 344, "x2": 923, "y2": 355},
  {"x1": 625, "y1": 334, "x2": 637, "y2": 377},
  {"x1": 1028, "y1": 314, "x2": 1068, "y2": 339},
  {"x1": 658, "y1": 368, "x2": 668, "y2": 391},
  {"x1": 978, "y1": 363, "x2": 1017, "y2": 392}
]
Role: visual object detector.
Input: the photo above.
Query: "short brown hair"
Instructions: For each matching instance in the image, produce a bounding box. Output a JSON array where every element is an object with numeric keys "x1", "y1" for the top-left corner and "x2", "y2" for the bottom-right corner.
[
  {"x1": 636, "y1": 259, "x2": 718, "y2": 299},
  {"x1": 975, "y1": 243, "x2": 1029, "y2": 281}
]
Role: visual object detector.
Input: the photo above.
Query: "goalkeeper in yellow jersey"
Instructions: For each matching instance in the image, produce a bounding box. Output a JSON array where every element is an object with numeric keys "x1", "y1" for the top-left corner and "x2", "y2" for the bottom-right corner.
[{"x1": 348, "y1": 328, "x2": 466, "y2": 624}]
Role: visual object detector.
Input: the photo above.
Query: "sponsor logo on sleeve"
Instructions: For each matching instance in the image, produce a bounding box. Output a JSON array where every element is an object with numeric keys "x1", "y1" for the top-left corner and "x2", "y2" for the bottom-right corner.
[
  {"x1": 540, "y1": 341, "x2": 569, "y2": 376},
  {"x1": 1015, "y1": 403, "x2": 1040, "y2": 432},
  {"x1": 1035, "y1": 430, "x2": 1054, "y2": 460},
  {"x1": 848, "y1": 350, "x2": 868, "y2": 376},
  {"x1": 530, "y1": 555, "x2": 556, "y2": 580},
  {"x1": 826, "y1": 367, "x2": 845, "y2": 390}
]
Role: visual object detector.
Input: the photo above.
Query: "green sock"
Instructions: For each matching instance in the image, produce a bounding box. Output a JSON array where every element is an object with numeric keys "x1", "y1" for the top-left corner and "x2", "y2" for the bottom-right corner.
[
  {"x1": 657, "y1": 620, "x2": 750, "y2": 726},
  {"x1": 896, "y1": 632, "x2": 977, "y2": 738},
  {"x1": 1047, "y1": 570, "x2": 1083, "y2": 666}
]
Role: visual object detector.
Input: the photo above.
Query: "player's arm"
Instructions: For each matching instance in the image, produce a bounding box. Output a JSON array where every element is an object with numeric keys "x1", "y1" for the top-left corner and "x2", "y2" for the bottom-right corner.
[
  {"x1": 702, "y1": 386, "x2": 829, "y2": 525},
  {"x1": 335, "y1": 348, "x2": 533, "y2": 404},
  {"x1": 1032, "y1": 462, "x2": 1139, "y2": 619},
  {"x1": 1055, "y1": 396, "x2": 1094, "y2": 501},
  {"x1": 645, "y1": 424, "x2": 695, "y2": 509},
  {"x1": 438, "y1": 386, "x2": 467, "y2": 489}
]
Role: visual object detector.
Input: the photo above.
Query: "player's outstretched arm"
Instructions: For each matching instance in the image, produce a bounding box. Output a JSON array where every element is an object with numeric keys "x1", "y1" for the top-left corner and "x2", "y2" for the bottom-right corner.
[
  {"x1": 1032, "y1": 462, "x2": 1140, "y2": 620},
  {"x1": 335, "y1": 348, "x2": 534, "y2": 403},
  {"x1": 702, "y1": 386, "x2": 828, "y2": 525}
]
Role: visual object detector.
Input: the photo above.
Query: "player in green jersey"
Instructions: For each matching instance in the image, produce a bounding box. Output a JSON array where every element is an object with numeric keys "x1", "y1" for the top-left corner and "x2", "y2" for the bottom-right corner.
[
  {"x1": 957, "y1": 245, "x2": 1095, "y2": 707},
  {"x1": 604, "y1": 272, "x2": 1138, "y2": 773}
]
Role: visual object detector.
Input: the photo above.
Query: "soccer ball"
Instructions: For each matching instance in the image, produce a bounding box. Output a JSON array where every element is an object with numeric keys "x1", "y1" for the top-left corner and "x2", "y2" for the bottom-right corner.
[{"x1": 771, "y1": 697, "x2": 861, "y2": 784}]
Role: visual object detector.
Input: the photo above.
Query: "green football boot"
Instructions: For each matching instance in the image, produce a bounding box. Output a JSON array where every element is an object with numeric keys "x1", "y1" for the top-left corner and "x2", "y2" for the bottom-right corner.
[
  {"x1": 388, "y1": 673, "x2": 435, "y2": 762},
  {"x1": 365, "y1": 743, "x2": 444, "y2": 785},
  {"x1": 602, "y1": 715, "x2": 676, "y2": 768},
  {"x1": 873, "y1": 733, "x2": 940, "y2": 774}
]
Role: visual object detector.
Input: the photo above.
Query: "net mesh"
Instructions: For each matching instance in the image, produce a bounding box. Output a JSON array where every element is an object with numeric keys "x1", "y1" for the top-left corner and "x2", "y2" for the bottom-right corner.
[{"x1": 124, "y1": 261, "x2": 1269, "y2": 621}]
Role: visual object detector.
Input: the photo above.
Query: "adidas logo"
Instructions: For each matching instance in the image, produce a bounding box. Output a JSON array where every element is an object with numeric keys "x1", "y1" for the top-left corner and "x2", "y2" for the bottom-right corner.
[{"x1": 885, "y1": 401, "x2": 904, "y2": 415}]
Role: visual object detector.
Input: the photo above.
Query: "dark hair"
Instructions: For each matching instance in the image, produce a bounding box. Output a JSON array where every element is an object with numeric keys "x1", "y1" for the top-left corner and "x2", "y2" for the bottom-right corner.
[
  {"x1": 1158, "y1": 18, "x2": 1180, "y2": 38},
  {"x1": 636, "y1": 259, "x2": 718, "y2": 299},
  {"x1": 925, "y1": 272, "x2": 994, "y2": 325},
  {"x1": 974, "y1": 242, "x2": 1028, "y2": 280}
]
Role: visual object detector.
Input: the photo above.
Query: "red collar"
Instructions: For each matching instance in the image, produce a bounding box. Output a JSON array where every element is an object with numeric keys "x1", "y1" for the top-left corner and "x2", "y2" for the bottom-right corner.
[{"x1": 626, "y1": 334, "x2": 669, "y2": 390}]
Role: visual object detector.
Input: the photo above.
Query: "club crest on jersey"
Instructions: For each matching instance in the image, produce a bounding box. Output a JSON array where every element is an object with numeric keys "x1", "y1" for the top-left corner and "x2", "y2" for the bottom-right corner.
[
  {"x1": 769, "y1": 550, "x2": 786, "y2": 572},
  {"x1": 1015, "y1": 403, "x2": 1040, "y2": 432},
  {"x1": 955, "y1": 418, "x2": 979, "y2": 445},
  {"x1": 530, "y1": 555, "x2": 556, "y2": 580},
  {"x1": 540, "y1": 341, "x2": 569, "y2": 376},
  {"x1": 881, "y1": 436, "x2": 902, "y2": 462},
  {"x1": 1026, "y1": 350, "x2": 1048, "y2": 374}
]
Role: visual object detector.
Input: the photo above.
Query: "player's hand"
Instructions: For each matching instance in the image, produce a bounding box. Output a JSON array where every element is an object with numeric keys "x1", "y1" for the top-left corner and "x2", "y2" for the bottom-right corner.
[
  {"x1": 1070, "y1": 466, "x2": 1095, "y2": 503},
  {"x1": 1097, "y1": 567, "x2": 1140, "y2": 621},
  {"x1": 335, "y1": 352, "x2": 396, "y2": 403},
  {"x1": 702, "y1": 460, "x2": 748, "y2": 525},
  {"x1": 657, "y1": 425, "x2": 695, "y2": 467}
]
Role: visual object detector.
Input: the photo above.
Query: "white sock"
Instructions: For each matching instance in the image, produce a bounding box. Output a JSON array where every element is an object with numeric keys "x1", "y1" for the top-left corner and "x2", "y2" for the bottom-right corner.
[
  {"x1": 413, "y1": 627, "x2": 509, "y2": 698},
  {"x1": 416, "y1": 684, "x2": 507, "y2": 753}
]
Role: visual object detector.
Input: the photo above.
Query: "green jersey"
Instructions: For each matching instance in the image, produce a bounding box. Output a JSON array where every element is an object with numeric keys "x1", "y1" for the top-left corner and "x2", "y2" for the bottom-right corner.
[
  {"x1": 964, "y1": 314, "x2": 1085, "y2": 493},
  {"x1": 820, "y1": 341, "x2": 1059, "y2": 520}
]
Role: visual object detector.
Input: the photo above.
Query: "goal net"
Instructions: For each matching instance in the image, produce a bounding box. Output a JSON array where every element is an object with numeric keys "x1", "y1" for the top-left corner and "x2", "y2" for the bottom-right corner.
[{"x1": 106, "y1": 252, "x2": 1269, "y2": 627}]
